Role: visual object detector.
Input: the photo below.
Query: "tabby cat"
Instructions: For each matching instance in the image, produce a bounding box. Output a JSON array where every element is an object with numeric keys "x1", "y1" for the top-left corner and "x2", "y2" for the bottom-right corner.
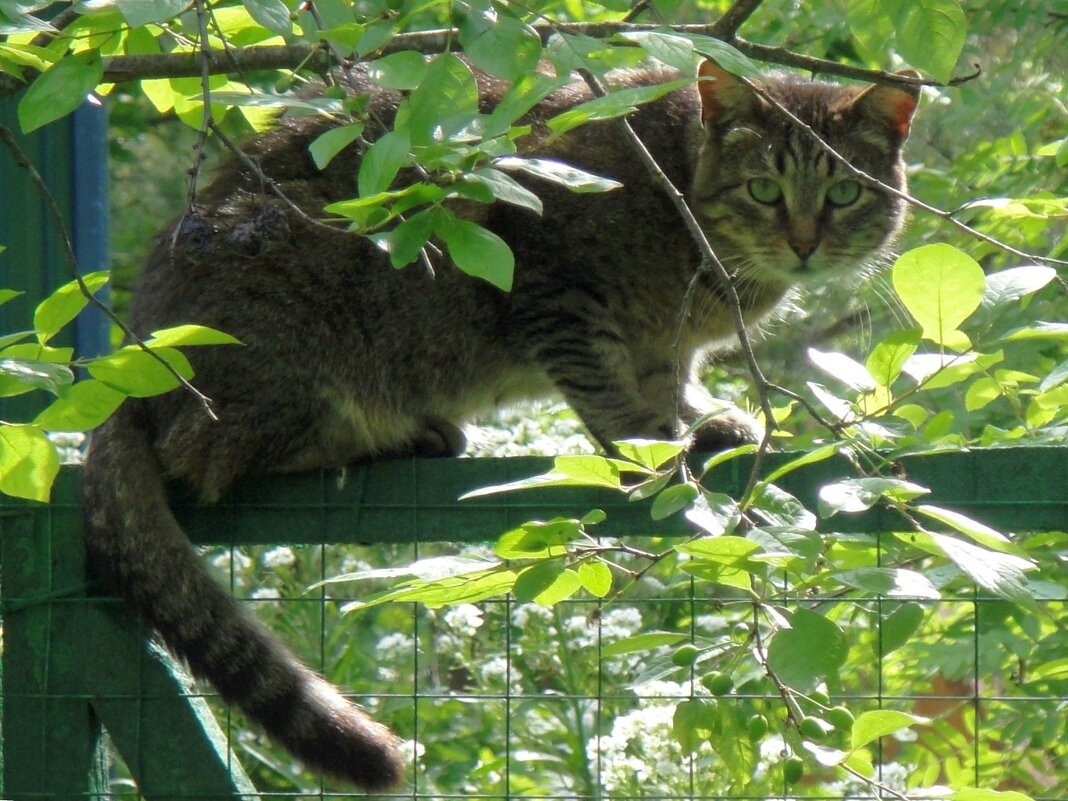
[{"x1": 83, "y1": 57, "x2": 919, "y2": 788}]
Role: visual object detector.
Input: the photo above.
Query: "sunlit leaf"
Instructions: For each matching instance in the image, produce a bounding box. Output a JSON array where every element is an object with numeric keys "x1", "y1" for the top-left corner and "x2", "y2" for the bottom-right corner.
[
  {"x1": 766, "y1": 608, "x2": 849, "y2": 692},
  {"x1": 808, "y1": 348, "x2": 876, "y2": 393},
  {"x1": 18, "y1": 52, "x2": 103, "y2": 133},
  {"x1": 33, "y1": 379, "x2": 125, "y2": 431},
  {"x1": 850, "y1": 710, "x2": 928, "y2": 752},
  {"x1": 33, "y1": 271, "x2": 108, "y2": 345},
  {"x1": 892, "y1": 244, "x2": 984, "y2": 349},
  {"x1": 494, "y1": 156, "x2": 622, "y2": 193},
  {"x1": 0, "y1": 424, "x2": 59, "y2": 502}
]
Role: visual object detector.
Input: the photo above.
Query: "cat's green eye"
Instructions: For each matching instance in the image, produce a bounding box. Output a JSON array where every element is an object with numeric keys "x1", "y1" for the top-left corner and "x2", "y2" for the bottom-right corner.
[
  {"x1": 827, "y1": 180, "x2": 862, "y2": 207},
  {"x1": 747, "y1": 178, "x2": 783, "y2": 205}
]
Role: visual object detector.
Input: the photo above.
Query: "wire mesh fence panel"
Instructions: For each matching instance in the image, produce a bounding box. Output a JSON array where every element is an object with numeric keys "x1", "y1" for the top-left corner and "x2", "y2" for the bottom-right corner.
[{"x1": 1, "y1": 451, "x2": 1067, "y2": 800}]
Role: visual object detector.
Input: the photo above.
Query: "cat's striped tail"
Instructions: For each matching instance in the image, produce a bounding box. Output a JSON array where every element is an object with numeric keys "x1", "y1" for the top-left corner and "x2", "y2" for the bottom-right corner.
[{"x1": 83, "y1": 403, "x2": 404, "y2": 790}]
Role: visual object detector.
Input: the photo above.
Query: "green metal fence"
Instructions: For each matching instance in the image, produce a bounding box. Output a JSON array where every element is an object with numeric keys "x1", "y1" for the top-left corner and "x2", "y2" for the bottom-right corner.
[{"x1": 1, "y1": 448, "x2": 1066, "y2": 800}]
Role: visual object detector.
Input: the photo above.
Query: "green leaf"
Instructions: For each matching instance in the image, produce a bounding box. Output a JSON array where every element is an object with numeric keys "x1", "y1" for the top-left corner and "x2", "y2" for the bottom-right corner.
[
  {"x1": 367, "y1": 51, "x2": 427, "y2": 90},
  {"x1": 316, "y1": 555, "x2": 500, "y2": 587},
  {"x1": 818, "y1": 477, "x2": 929, "y2": 517},
  {"x1": 676, "y1": 33, "x2": 762, "y2": 76},
  {"x1": 552, "y1": 454, "x2": 622, "y2": 489},
  {"x1": 33, "y1": 271, "x2": 109, "y2": 345},
  {"x1": 677, "y1": 535, "x2": 761, "y2": 590},
  {"x1": 909, "y1": 531, "x2": 1036, "y2": 607},
  {"x1": 833, "y1": 568, "x2": 940, "y2": 599},
  {"x1": 116, "y1": 0, "x2": 188, "y2": 27},
  {"x1": 369, "y1": 209, "x2": 435, "y2": 269},
  {"x1": 616, "y1": 30, "x2": 699, "y2": 72},
  {"x1": 766, "y1": 608, "x2": 849, "y2": 691},
  {"x1": 997, "y1": 322, "x2": 1068, "y2": 342},
  {"x1": 914, "y1": 504, "x2": 1030, "y2": 558},
  {"x1": 601, "y1": 631, "x2": 687, "y2": 657},
  {"x1": 964, "y1": 375, "x2": 1001, "y2": 411},
  {"x1": 493, "y1": 518, "x2": 578, "y2": 559},
  {"x1": 466, "y1": 168, "x2": 543, "y2": 215},
  {"x1": 0, "y1": 289, "x2": 22, "y2": 306},
  {"x1": 684, "y1": 490, "x2": 740, "y2": 536},
  {"x1": 615, "y1": 438, "x2": 684, "y2": 470},
  {"x1": 0, "y1": 424, "x2": 59, "y2": 502},
  {"x1": 144, "y1": 324, "x2": 242, "y2": 348},
  {"x1": 866, "y1": 328, "x2": 921, "y2": 388},
  {"x1": 751, "y1": 483, "x2": 816, "y2": 530},
  {"x1": 807, "y1": 348, "x2": 876, "y2": 393},
  {"x1": 547, "y1": 79, "x2": 693, "y2": 138},
  {"x1": 437, "y1": 216, "x2": 515, "y2": 291},
  {"x1": 577, "y1": 561, "x2": 613, "y2": 597},
  {"x1": 242, "y1": 0, "x2": 292, "y2": 35},
  {"x1": 18, "y1": 51, "x2": 104, "y2": 133},
  {"x1": 0, "y1": 357, "x2": 74, "y2": 396},
  {"x1": 400, "y1": 52, "x2": 478, "y2": 145},
  {"x1": 651, "y1": 482, "x2": 699, "y2": 521},
  {"x1": 850, "y1": 710, "x2": 928, "y2": 752},
  {"x1": 892, "y1": 243, "x2": 985, "y2": 349},
  {"x1": 879, "y1": 602, "x2": 925, "y2": 655},
  {"x1": 344, "y1": 568, "x2": 517, "y2": 611},
  {"x1": 87, "y1": 347, "x2": 193, "y2": 397},
  {"x1": 494, "y1": 156, "x2": 622, "y2": 193},
  {"x1": 0, "y1": 42, "x2": 57, "y2": 73},
  {"x1": 33, "y1": 379, "x2": 125, "y2": 432},
  {"x1": 459, "y1": 10, "x2": 542, "y2": 81},
  {"x1": 981, "y1": 265, "x2": 1057, "y2": 308},
  {"x1": 358, "y1": 129, "x2": 410, "y2": 197},
  {"x1": 761, "y1": 443, "x2": 841, "y2": 486},
  {"x1": 513, "y1": 561, "x2": 580, "y2": 605},
  {"x1": 673, "y1": 698, "x2": 719, "y2": 754},
  {"x1": 309, "y1": 123, "x2": 365, "y2": 170},
  {"x1": 892, "y1": 0, "x2": 967, "y2": 83}
]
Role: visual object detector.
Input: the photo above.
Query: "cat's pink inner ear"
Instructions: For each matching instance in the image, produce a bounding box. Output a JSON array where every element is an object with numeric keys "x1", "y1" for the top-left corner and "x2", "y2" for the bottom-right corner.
[
  {"x1": 698, "y1": 59, "x2": 748, "y2": 123},
  {"x1": 853, "y1": 72, "x2": 920, "y2": 140},
  {"x1": 878, "y1": 87, "x2": 919, "y2": 139}
]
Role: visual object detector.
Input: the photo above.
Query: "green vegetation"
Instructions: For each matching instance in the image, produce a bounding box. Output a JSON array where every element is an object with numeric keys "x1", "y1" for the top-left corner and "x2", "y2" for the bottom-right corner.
[{"x1": 1, "y1": 0, "x2": 1065, "y2": 798}]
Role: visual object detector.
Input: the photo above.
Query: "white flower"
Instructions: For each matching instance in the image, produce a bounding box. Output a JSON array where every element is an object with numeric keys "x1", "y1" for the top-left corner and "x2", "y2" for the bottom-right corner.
[
  {"x1": 600, "y1": 607, "x2": 643, "y2": 641},
  {"x1": 376, "y1": 632, "x2": 415, "y2": 662},
  {"x1": 249, "y1": 588, "x2": 281, "y2": 600},
  {"x1": 512, "y1": 602, "x2": 553, "y2": 628},
  {"x1": 262, "y1": 546, "x2": 296, "y2": 569},
  {"x1": 443, "y1": 603, "x2": 484, "y2": 636},
  {"x1": 211, "y1": 548, "x2": 252, "y2": 572}
]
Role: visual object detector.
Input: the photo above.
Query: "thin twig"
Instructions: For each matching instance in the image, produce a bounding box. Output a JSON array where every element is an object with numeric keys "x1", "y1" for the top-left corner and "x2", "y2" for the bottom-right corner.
[
  {"x1": 0, "y1": 124, "x2": 218, "y2": 420},
  {"x1": 205, "y1": 121, "x2": 349, "y2": 234}
]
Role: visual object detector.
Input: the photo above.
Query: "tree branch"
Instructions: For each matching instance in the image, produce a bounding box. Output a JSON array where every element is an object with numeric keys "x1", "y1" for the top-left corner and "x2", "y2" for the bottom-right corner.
[
  {"x1": 710, "y1": 0, "x2": 765, "y2": 39},
  {"x1": 0, "y1": 20, "x2": 967, "y2": 100}
]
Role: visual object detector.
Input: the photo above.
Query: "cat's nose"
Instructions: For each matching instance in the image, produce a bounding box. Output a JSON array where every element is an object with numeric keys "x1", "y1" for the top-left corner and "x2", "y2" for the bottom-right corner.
[{"x1": 789, "y1": 238, "x2": 819, "y2": 260}]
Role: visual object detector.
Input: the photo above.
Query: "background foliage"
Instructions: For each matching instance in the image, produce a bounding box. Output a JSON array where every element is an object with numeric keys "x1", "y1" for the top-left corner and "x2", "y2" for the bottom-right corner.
[{"x1": 1, "y1": 0, "x2": 1067, "y2": 799}]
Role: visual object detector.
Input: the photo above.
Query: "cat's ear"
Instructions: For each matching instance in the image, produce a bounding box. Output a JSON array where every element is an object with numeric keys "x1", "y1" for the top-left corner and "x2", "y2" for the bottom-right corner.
[
  {"x1": 697, "y1": 59, "x2": 761, "y2": 124},
  {"x1": 841, "y1": 70, "x2": 921, "y2": 142}
]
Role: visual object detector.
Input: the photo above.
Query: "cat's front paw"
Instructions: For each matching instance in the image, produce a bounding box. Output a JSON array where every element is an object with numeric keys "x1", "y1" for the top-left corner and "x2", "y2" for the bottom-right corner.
[{"x1": 689, "y1": 408, "x2": 763, "y2": 453}]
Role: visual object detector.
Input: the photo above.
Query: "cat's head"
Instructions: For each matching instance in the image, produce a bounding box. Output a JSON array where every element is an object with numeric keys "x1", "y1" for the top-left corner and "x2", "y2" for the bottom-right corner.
[{"x1": 690, "y1": 59, "x2": 919, "y2": 291}]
